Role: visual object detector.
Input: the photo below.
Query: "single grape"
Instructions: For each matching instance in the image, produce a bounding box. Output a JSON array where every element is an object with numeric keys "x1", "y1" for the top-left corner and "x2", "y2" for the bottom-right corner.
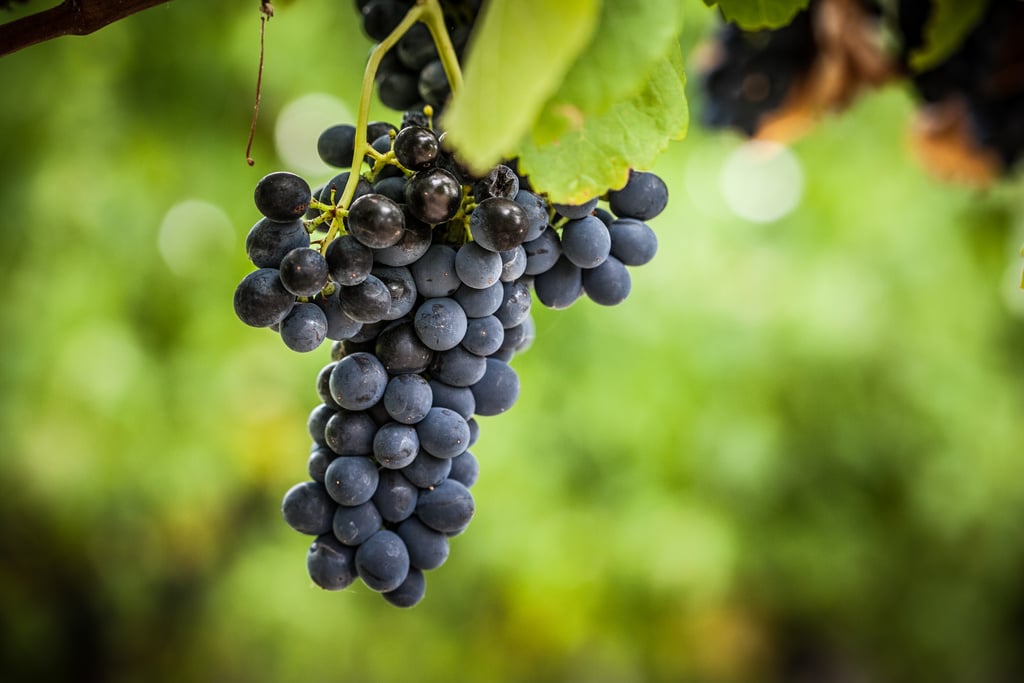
[
  {"x1": 375, "y1": 320, "x2": 435, "y2": 374},
  {"x1": 472, "y1": 164, "x2": 519, "y2": 201},
  {"x1": 455, "y1": 241, "x2": 503, "y2": 289},
  {"x1": 414, "y1": 297, "x2": 469, "y2": 351},
  {"x1": 461, "y1": 315, "x2": 504, "y2": 357},
  {"x1": 471, "y1": 357, "x2": 520, "y2": 416},
  {"x1": 347, "y1": 194, "x2": 406, "y2": 249},
  {"x1": 373, "y1": 422, "x2": 420, "y2": 469},
  {"x1": 405, "y1": 168, "x2": 462, "y2": 224},
  {"x1": 416, "y1": 479, "x2": 474, "y2": 533},
  {"x1": 397, "y1": 23, "x2": 438, "y2": 70},
  {"x1": 307, "y1": 534, "x2": 357, "y2": 591},
  {"x1": 279, "y1": 248, "x2": 329, "y2": 297},
  {"x1": 382, "y1": 374, "x2": 433, "y2": 424},
  {"x1": 254, "y1": 172, "x2": 311, "y2": 222},
  {"x1": 582, "y1": 255, "x2": 632, "y2": 306},
  {"x1": 281, "y1": 481, "x2": 335, "y2": 536},
  {"x1": 324, "y1": 455, "x2": 380, "y2": 506},
  {"x1": 415, "y1": 407, "x2": 470, "y2": 458},
  {"x1": 469, "y1": 197, "x2": 529, "y2": 252},
  {"x1": 608, "y1": 218, "x2": 658, "y2": 266},
  {"x1": 561, "y1": 215, "x2": 611, "y2": 269},
  {"x1": 379, "y1": 71, "x2": 423, "y2": 111},
  {"x1": 332, "y1": 500, "x2": 383, "y2": 546},
  {"x1": 356, "y1": 530, "x2": 410, "y2": 593},
  {"x1": 534, "y1": 256, "x2": 583, "y2": 310},
  {"x1": 318, "y1": 124, "x2": 357, "y2": 168},
  {"x1": 324, "y1": 410, "x2": 378, "y2": 456},
  {"x1": 233, "y1": 268, "x2": 295, "y2": 328},
  {"x1": 607, "y1": 170, "x2": 669, "y2": 220},
  {"x1": 329, "y1": 351, "x2": 388, "y2": 410},
  {"x1": 393, "y1": 125, "x2": 439, "y2": 171}
]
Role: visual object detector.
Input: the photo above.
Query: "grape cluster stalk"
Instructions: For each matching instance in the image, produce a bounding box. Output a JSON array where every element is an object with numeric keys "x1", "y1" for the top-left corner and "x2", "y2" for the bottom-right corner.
[{"x1": 232, "y1": 0, "x2": 668, "y2": 607}]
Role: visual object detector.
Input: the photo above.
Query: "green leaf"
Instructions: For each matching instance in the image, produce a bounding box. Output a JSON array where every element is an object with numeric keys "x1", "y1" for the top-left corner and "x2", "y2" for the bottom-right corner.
[
  {"x1": 909, "y1": 0, "x2": 991, "y2": 71},
  {"x1": 702, "y1": 0, "x2": 810, "y2": 29},
  {"x1": 531, "y1": 0, "x2": 685, "y2": 144},
  {"x1": 442, "y1": 0, "x2": 601, "y2": 174},
  {"x1": 517, "y1": 46, "x2": 688, "y2": 205}
]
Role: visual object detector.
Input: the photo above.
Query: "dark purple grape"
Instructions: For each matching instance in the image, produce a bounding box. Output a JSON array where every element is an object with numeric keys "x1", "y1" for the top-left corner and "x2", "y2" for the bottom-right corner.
[
  {"x1": 393, "y1": 125, "x2": 439, "y2": 171},
  {"x1": 279, "y1": 248, "x2": 329, "y2": 297},
  {"x1": 318, "y1": 124, "x2": 357, "y2": 168},
  {"x1": 469, "y1": 197, "x2": 529, "y2": 252},
  {"x1": 347, "y1": 193, "x2": 406, "y2": 249},
  {"x1": 405, "y1": 168, "x2": 463, "y2": 224},
  {"x1": 254, "y1": 172, "x2": 311, "y2": 222}
]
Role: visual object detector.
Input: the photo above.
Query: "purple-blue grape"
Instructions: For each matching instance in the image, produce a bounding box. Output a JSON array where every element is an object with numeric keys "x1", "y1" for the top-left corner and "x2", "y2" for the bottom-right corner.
[
  {"x1": 307, "y1": 534, "x2": 357, "y2": 590},
  {"x1": 324, "y1": 455, "x2": 380, "y2": 506},
  {"x1": 234, "y1": 268, "x2": 295, "y2": 328},
  {"x1": 560, "y1": 215, "x2": 611, "y2": 268},
  {"x1": 281, "y1": 481, "x2": 336, "y2": 536},
  {"x1": 324, "y1": 410, "x2": 378, "y2": 456},
  {"x1": 372, "y1": 469, "x2": 419, "y2": 523},
  {"x1": 608, "y1": 170, "x2": 668, "y2": 220},
  {"x1": 355, "y1": 529, "x2": 410, "y2": 592},
  {"x1": 608, "y1": 218, "x2": 658, "y2": 266},
  {"x1": 461, "y1": 315, "x2": 504, "y2": 357},
  {"x1": 415, "y1": 406, "x2": 470, "y2": 458},
  {"x1": 329, "y1": 351, "x2": 388, "y2": 410},
  {"x1": 382, "y1": 373, "x2": 433, "y2": 424},
  {"x1": 373, "y1": 422, "x2": 420, "y2": 469},
  {"x1": 469, "y1": 197, "x2": 529, "y2": 252},
  {"x1": 332, "y1": 500, "x2": 382, "y2": 546},
  {"x1": 414, "y1": 297, "x2": 468, "y2": 351},
  {"x1": 471, "y1": 357, "x2": 520, "y2": 416},
  {"x1": 254, "y1": 171, "x2": 311, "y2": 222},
  {"x1": 246, "y1": 217, "x2": 310, "y2": 269},
  {"x1": 416, "y1": 478, "x2": 474, "y2": 533},
  {"x1": 582, "y1": 255, "x2": 632, "y2": 306}
]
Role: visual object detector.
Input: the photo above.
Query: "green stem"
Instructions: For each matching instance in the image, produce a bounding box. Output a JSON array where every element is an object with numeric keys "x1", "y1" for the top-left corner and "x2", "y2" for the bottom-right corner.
[
  {"x1": 419, "y1": 0, "x2": 464, "y2": 96},
  {"x1": 320, "y1": 4, "x2": 426, "y2": 253}
]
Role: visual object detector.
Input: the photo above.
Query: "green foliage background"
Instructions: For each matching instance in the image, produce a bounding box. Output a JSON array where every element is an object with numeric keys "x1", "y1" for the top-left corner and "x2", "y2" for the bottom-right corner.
[{"x1": 1, "y1": 1, "x2": 1024, "y2": 682}]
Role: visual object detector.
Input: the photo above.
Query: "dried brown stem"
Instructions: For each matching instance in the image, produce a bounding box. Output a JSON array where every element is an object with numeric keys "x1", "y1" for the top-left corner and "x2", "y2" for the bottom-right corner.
[{"x1": 0, "y1": 0, "x2": 175, "y2": 59}]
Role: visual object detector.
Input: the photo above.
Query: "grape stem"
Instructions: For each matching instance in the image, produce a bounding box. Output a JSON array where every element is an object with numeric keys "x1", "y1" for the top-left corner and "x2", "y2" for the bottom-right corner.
[{"x1": 319, "y1": 0, "x2": 465, "y2": 254}]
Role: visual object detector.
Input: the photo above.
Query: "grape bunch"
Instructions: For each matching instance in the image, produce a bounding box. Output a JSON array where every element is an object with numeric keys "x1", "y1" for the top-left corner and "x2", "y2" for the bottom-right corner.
[
  {"x1": 232, "y1": 110, "x2": 667, "y2": 606},
  {"x1": 356, "y1": 0, "x2": 482, "y2": 112}
]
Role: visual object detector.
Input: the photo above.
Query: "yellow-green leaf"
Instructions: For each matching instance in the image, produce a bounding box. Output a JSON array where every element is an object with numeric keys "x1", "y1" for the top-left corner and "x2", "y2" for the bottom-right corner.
[
  {"x1": 442, "y1": 0, "x2": 601, "y2": 174},
  {"x1": 517, "y1": 46, "x2": 688, "y2": 205},
  {"x1": 702, "y1": 0, "x2": 810, "y2": 29}
]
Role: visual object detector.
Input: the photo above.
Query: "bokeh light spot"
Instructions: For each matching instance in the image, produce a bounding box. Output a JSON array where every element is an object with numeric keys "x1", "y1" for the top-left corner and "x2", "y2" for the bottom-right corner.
[{"x1": 719, "y1": 140, "x2": 804, "y2": 223}]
